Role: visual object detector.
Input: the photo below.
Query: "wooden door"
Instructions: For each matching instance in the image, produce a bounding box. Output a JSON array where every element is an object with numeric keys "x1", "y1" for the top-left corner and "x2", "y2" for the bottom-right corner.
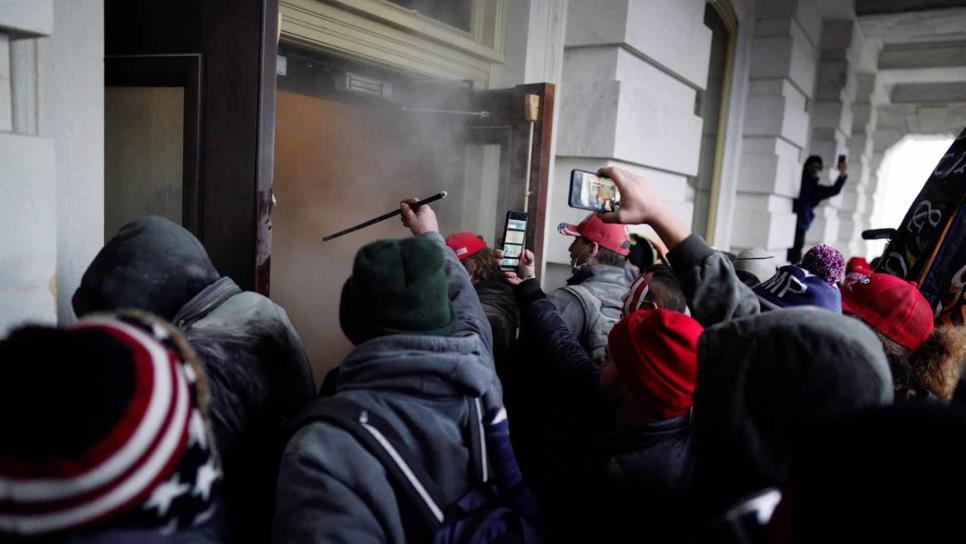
[
  {"x1": 105, "y1": 0, "x2": 277, "y2": 292},
  {"x1": 270, "y1": 49, "x2": 554, "y2": 380}
]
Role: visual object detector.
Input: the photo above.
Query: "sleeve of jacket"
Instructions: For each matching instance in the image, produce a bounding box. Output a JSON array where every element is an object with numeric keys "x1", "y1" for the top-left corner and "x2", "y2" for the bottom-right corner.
[
  {"x1": 813, "y1": 174, "x2": 848, "y2": 202},
  {"x1": 478, "y1": 285, "x2": 519, "y2": 357},
  {"x1": 270, "y1": 301, "x2": 317, "y2": 417},
  {"x1": 548, "y1": 287, "x2": 587, "y2": 342},
  {"x1": 273, "y1": 427, "x2": 400, "y2": 544},
  {"x1": 516, "y1": 279, "x2": 600, "y2": 397},
  {"x1": 421, "y1": 232, "x2": 494, "y2": 355},
  {"x1": 668, "y1": 234, "x2": 761, "y2": 328}
]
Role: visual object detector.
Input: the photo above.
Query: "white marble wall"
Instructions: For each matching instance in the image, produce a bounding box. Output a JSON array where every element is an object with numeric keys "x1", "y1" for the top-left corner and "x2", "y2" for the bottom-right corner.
[
  {"x1": 0, "y1": 0, "x2": 103, "y2": 333},
  {"x1": 805, "y1": 18, "x2": 862, "y2": 253},
  {"x1": 730, "y1": 0, "x2": 823, "y2": 259},
  {"x1": 41, "y1": 0, "x2": 105, "y2": 323},
  {"x1": 546, "y1": 0, "x2": 713, "y2": 288}
]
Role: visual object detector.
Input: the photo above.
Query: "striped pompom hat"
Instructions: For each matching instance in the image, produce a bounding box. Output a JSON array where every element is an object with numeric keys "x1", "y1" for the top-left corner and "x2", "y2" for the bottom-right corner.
[{"x1": 0, "y1": 312, "x2": 220, "y2": 538}]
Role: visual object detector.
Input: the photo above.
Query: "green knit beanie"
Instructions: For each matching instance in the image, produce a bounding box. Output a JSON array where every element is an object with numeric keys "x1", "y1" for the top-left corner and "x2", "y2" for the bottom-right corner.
[{"x1": 340, "y1": 237, "x2": 455, "y2": 344}]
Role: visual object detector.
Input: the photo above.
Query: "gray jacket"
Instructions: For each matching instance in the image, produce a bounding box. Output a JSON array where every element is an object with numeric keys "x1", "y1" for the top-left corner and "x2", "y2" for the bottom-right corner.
[
  {"x1": 667, "y1": 234, "x2": 761, "y2": 328},
  {"x1": 176, "y1": 277, "x2": 316, "y2": 543},
  {"x1": 272, "y1": 232, "x2": 500, "y2": 544},
  {"x1": 549, "y1": 264, "x2": 629, "y2": 361}
]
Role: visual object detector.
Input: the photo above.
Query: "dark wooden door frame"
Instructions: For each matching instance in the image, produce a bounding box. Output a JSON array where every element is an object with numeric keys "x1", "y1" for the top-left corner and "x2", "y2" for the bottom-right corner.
[
  {"x1": 106, "y1": 0, "x2": 278, "y2": 293},
  {"x1": 105, "y1": 54, "x2": 204, "y2": 236},
  {"x1": 255, "y1": 0, "x2": 278, "y2": 296},
  {"x1": 467, "y1": 82, "x2": 555, "y2": 273}
]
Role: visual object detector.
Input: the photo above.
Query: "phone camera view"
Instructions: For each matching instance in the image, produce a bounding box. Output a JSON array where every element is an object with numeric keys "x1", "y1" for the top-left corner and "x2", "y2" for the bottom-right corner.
[
  {"x1": 571, "y1": 170, "x2": 620, "y2": 212},
  {"x1": 501, "y1": 217, "x2": 527, "y2": 270}
]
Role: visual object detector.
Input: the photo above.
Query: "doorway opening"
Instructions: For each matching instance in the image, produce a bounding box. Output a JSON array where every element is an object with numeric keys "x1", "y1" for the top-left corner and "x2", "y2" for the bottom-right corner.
[
  {"x1": 273, "y1": 44, "x2": 526, "y2": 382},
  {"x1": 691, "y1": 1, "x2": 736, "y2": 242}
]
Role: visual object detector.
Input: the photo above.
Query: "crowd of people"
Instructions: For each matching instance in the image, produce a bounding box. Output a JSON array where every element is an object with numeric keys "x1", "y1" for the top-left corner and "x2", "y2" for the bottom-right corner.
[{"x1": 3, "y1": 168, "x2": 966, "y2": 543}]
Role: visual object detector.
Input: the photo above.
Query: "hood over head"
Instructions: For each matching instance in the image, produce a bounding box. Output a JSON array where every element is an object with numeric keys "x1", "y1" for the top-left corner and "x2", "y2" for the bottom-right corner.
[
  {"x1": 692, "y1": 308, "x2": 892, "y2": 507},
  {"x1": 73, "y1": 216, "x2": 220, "y2": 320}
]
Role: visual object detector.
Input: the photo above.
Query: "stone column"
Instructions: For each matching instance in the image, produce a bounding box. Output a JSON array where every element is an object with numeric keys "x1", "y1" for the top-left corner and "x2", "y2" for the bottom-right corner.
[
  {"x1": 835, "y1": 71, "x2": 878, "y2": 258},
  {"x1": 547, "y1": 0, "x2": 711, "y2": 288},
  {"x1": 805, "y1": 19, "x2": 861, "y2": 251},
  {"x1": 731, "y1": 0, "x2": 822, "y2": 260}
]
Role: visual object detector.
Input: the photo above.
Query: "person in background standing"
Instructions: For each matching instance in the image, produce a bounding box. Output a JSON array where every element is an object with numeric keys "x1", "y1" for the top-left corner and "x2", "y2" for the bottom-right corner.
[{"x1": 788, "y1": 155, "x2": 848, "y2": 264}]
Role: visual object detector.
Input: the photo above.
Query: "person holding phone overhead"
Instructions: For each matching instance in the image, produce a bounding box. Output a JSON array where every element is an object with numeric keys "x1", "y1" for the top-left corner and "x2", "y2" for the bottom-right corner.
[{"x1": 788, "y1": 155, "x2": 848, "y2": 264}]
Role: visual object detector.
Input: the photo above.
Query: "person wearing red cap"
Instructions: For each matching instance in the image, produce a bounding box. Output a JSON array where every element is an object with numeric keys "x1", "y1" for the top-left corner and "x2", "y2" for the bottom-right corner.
[
  {"x1": 841, "y1": 272, "x2": 966, "y2": 400},
  {"x1": 846, "y1": 256, "x2": 873, "y2": 276},
  {"x1": 445, "y1": 232, "x2": 519, "y2": 370},
  {"x1": 551, "y1": 213, "x2": 632, "y2": 362},
  {"x1": 503, "y1": 249, "x2": 701, "y2": 542}
]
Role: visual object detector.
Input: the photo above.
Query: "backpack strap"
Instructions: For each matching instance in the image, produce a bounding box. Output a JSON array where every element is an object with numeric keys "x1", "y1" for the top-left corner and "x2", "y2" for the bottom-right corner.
[
  {"x1": 466, "y1": 397, "x2": 489, "y2": 485},
  {"x1": 289, "y1": 397, "x2": 446, "y2": 539}
]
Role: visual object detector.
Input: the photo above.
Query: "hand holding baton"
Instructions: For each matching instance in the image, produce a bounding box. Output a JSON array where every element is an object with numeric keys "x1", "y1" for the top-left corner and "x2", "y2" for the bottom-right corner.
[{"x1": 322, "y1": 191, "x2": 448, "y2": 241}]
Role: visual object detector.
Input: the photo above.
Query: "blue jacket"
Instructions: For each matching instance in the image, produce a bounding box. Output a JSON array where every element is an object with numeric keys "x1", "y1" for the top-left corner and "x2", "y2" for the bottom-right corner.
[
  {"x1": 794, "y1": 173, "x2": 848, "y2": 231},
  {"x1": 273, "y1": 232, "x2": 500, "y2": 544}
]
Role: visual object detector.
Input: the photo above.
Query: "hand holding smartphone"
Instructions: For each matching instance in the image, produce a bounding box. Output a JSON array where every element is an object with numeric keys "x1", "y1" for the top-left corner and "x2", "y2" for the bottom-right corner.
[
  {"x1": 500, "y1": 211, "x2": 528, "y2": 271},
  {"x1": 569, "y1": 169, "x2": 621, "y2": 212}
]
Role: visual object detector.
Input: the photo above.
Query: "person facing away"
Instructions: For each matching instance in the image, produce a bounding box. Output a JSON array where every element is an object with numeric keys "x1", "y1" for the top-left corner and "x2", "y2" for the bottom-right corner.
[
  {"x1": 841, "y1": 270, "x2": 966, "y2": 402},
  {"x1": 551, "y1": 213, "x2": 632, "y2": 362},
  {"x1": 0, "y1": 312, "x2": 228, "y2": 543},
  {"x1": 788, "y1": 155, "x2": 848, "y2": 264},
  {"x1": 502, "y1": 249, "x2": 699, "y2": 542},
  {"x1": 71, "y1": 216, "x2": 315, "y2": 543},
  {"x1": 273, "y1": 201, "x2": 505, "y2": 543},
  {"x1": 445, "y1": 232, "x2": 520, "y2": 371}
]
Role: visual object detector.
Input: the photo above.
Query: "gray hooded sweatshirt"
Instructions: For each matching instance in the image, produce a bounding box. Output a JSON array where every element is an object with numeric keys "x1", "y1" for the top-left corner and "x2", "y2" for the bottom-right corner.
[{"x1": 272, "y1": 232, "x2": 500, "y2": 544}]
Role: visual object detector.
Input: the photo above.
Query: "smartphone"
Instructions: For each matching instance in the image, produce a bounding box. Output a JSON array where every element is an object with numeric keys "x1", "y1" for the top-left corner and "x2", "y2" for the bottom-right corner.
[
  {"x1": 500, "y1": 211, "x2": 528, "y2": 272},
  {"x1": 569, "y1": 169, "x2": 620, "y2": 212},
  {"x1": 838, "y1": 154, "x2": 847, "y2": 164}
]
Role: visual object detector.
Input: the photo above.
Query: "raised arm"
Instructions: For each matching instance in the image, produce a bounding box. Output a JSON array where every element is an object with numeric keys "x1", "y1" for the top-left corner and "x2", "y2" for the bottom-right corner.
[
  {"x1": 400, "y1": 201, "x2": 494, "y2": 355},
  {"x1": 597, "y1": 166, "x2": 760, "y2": 327},
  {"x1": 505, "y1": 250, "x2": 600, "y2": 396}
]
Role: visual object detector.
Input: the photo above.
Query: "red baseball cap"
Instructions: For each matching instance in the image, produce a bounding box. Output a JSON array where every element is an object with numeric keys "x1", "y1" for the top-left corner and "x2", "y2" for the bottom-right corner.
[
  {"x1": 607, "y1": 308, "x2": 703, "y2": 420},
  {"x1": 445, "y1": 232, "x2": 486, "y2": 261},
  {"x1": 841, "y1": 272, "x2": 934, "y2": 351},
  {"x1": 558, "y1": 214, "x2": 630, "y2": 256},
  {"x1": 846, "y1": 257, "x2": 873, "y2": 276}
]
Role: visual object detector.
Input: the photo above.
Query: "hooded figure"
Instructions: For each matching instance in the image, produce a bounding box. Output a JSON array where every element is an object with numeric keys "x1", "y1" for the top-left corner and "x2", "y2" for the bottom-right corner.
[
  {"x1": 274, "y1": 214, "x2": 505, "y2": 542},
  {"x1": 691, "y1": 308, "x2": 893, "y2": 510},
  {"x1": 0, "y1": 312, "x2": 226, "y2": 543},
  {"x1": 72, "y1": 216, "x2": 314, "y2": 542}
]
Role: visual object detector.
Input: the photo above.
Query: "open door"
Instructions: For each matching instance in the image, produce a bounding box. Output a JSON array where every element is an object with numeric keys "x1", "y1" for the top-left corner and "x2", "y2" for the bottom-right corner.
[{"x1": 271, "y1": 47, "x2": 554, "y2": 381}]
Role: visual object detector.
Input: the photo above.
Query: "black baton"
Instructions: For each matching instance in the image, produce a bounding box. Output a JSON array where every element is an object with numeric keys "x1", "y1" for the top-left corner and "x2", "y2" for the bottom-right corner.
[{"x1": 322, "y1": 191, "x2": 448, "y2": 241}]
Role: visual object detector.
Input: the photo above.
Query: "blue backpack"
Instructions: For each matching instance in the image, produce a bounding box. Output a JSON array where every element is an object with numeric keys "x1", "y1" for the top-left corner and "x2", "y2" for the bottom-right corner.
[{"x1": 291, "y1": 396, "x2": 543, "y2": 544}]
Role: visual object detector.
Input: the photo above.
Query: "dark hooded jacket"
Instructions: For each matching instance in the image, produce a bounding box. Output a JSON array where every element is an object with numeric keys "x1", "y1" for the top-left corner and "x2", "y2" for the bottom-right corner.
[
  {"x1": 475, "y1": 278, "x2": 519, "y2": 371},
  {"x1": 690, "y1": 308, "x2": 893, "y2": 510},
  {"x1": 72, "y1": 216, "x2": 315, "y2": 543}
]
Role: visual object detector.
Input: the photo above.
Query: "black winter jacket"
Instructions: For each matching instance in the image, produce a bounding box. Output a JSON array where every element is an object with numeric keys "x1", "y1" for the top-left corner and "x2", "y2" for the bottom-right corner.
[
  {"x1": 72, "y1": 216, "x2": 315, "y2": 543},
  {"x1": 475, "y1": 278, "x2": 519, "y2": 371},
  {"x1": 511, "y1": 279, "x2": 694, "y2": 541}
]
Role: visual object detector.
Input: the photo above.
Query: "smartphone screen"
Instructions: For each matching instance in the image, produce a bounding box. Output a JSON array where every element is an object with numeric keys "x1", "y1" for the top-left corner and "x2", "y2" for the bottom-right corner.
[
  {"x1": 501, "y1": 212, "x2": 528, "y2": 271},
  {"x1": 569, "y1": 169, "x2": 620, "y2": 212}
]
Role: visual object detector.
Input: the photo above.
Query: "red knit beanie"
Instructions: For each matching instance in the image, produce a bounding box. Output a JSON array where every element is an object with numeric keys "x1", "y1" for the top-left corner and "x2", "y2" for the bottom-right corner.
[{"x1": 607, "y1": 308, "x2": 703, "y2": 420}]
